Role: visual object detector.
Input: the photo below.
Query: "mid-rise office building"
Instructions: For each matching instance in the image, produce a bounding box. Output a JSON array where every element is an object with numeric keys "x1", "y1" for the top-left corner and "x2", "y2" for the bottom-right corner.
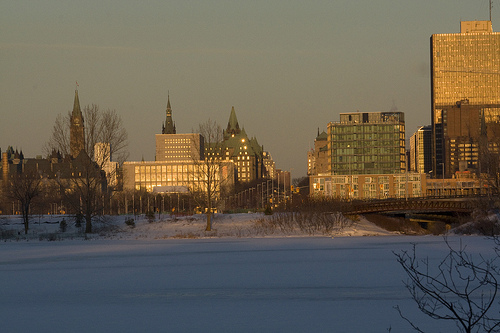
[
  {"x1": 327, "y1": 111, "x2": 406, "y2": 175},
  {"x1": 155, "y1": 96, "x2": 204, "y2": 162},
  {"x1": 122, "y1": 160, "x2": 234, "y2": 193},
  {"x1": 155, "y1": 133, "x2": 204, "y2": 162},
  {"x1": 431, "y1": 20, "x2": 500, "y2": 177}
]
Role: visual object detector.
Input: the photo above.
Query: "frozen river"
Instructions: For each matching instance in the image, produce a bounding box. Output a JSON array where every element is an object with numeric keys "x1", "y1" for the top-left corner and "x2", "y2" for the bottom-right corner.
[{"x1": 1, "y1": 236, "x2": 495, "y2": 332}]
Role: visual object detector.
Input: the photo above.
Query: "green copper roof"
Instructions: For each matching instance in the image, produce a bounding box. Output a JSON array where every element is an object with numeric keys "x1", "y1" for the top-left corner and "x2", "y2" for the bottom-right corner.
[
  {"x1": 316, "y1": 131, "x2": 327, "y2": 141},
  {"x1": 225, "y1": 106, "x2": 240, "y2": 134}
]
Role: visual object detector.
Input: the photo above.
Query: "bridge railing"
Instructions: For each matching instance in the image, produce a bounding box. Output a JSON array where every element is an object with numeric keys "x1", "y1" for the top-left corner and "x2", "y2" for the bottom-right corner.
[{"x1": 345, "y1": 195, "x2": 483, "y2": 214}]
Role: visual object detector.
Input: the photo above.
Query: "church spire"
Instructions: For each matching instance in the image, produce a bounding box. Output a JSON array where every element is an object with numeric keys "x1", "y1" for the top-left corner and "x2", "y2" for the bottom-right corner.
[
  {"x1": 72, "y1": 89, "x2": 82, "y2": 118},
  {"x1": 70, "y1": 88, "x2": 85, "y2": 158},
  {"x1": 162, "y1": 93, "x2": 176, "y2": 134}
]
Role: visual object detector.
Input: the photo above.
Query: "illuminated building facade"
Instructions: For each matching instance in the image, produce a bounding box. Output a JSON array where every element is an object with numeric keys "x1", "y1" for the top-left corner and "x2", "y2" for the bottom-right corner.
[
  {"x1": 310, "y1": 173, "x2": 422, "y2": 200},
  {"x1": 123, "y1": 95, "x2": 234, "y2": 193},
  {"x1": 122, "y1": 160, "x2": 234, "y2": 193},
  {"x1": 431, "y1": 20, "x2": 500, "y2": 177},
  {"x1": 409, "y1": 125, "x2": 432, "y2": 174},
  {"x1": 307, "y1": 129, "x2": 328, "y2": 176},
  {"x1": 155, "y1": 133, "x2": 204, "y2": 162},
  {"x1": 216, "y1": 106, "x2": 273, "y2": 183},
  {"x1": 327, "y1": 112, "x2": 406, "y2": 175}
]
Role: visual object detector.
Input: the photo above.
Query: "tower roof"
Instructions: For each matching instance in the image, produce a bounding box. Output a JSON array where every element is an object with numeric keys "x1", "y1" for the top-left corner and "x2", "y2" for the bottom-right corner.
[
  {"x1": 228, "y1": 106, "x2": 239, "y2": 130},
  {"x1": 72, "y1": 89, "x2": 82, "y2": 118},
  {"x1": 225, "y1": 106, "x2": 241, "y2": 139},
  {"x1": 162, "y1": 94, "x2": 176, "y2": 134}
]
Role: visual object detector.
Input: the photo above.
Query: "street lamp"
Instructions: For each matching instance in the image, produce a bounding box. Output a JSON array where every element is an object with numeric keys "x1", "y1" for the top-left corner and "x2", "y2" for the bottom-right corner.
[{"x1": 347, "y1": 144, "x2": 352, "y2": 200}]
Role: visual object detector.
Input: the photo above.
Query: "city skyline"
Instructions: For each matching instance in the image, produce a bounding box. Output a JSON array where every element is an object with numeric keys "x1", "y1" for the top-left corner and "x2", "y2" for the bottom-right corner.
[{"x1": 1, "y1": 1, "x2": 498, "y2": 177}]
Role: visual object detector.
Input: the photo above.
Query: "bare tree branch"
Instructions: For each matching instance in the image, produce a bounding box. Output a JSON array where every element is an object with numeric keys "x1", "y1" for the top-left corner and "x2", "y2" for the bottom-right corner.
[
  {"x1": 394, "y1": 239, "x2": 500, "y2": 332},
  {"x1": 191, "y1": 119, "x2": 234, "y2": 231}
]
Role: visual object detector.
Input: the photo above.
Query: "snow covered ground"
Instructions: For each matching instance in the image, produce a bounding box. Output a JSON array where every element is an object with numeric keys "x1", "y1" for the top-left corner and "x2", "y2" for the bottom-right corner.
[{"x1": 0, "y1": 213, "x2": 498, "y2": 332}]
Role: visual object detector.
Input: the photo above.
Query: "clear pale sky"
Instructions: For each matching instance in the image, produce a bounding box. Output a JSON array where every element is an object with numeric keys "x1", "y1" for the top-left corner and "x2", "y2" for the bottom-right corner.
[{"x1": 1, "y1": 0, "x2": 498, "y2": 178}]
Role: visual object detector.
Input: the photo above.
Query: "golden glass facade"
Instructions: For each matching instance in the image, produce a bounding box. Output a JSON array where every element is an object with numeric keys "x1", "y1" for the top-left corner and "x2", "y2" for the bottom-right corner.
[
  {"x1": 122, "y1": 161, "x2": 234, "y2": 193},
  {"x1": 431, "y1": 21, "x2": 500, "y2": 176}
]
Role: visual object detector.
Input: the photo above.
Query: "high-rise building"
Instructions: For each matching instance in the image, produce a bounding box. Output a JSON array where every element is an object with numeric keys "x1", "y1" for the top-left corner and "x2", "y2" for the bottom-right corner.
[
  {"x1": 327, "y1": 111, "x2": 406, "y2": 175},
  {"x1": 409, "y1": 125, "x2": 432, "y2": 174},
  {"x1": 431, "y1": 20, "x2": 500, "y2": 177},
  {"x1": 70, "y1": 89, "x2": 85, "y2": 158}
]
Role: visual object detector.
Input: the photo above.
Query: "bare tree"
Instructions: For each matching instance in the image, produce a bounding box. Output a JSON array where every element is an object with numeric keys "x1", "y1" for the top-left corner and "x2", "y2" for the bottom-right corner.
[
  {"x1": 192, "y1": 119, "x2": 234, "y2": 231},
  {"x1": 394, "y1": 240, "x2": 500, "y2": 333},
  {"x1": 5, "y1": 170, "x2": 43, "y2": 234},
  {"x1": 45, "y1": 105, "x2": 129, "y2": 165},
  {"x1": 57, "y1": 154, "x2": 106, "y2": 233},
  {"x1": 45, "y1": 113, "x2": 71, "y2": 158},
  {"x1": 45, "y1": 104, "x2": 128, "y2": 233}
]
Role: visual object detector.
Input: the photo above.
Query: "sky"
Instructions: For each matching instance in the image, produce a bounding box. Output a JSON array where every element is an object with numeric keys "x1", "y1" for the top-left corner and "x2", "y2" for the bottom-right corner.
[{"x1": 1, "y1": 0, "x2": 498, "y2": 177}]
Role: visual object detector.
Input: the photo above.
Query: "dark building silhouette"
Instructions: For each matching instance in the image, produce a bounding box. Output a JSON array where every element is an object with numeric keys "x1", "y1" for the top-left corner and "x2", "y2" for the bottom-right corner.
[
  {"x1": 70, "y1": 89, "x2": 85, "y2": 158},
  {"x1": 161, "y1": 94, "x2": 176, "y2": 134}
]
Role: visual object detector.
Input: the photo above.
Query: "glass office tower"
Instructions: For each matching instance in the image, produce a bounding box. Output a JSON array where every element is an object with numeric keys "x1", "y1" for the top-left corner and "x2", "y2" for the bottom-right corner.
[
  {"x1": 327, "y1": 112, "x2": 406, "y2": 175},
  {"x1": 431, "y1": 21, "x2": 500, "y2": 177}
]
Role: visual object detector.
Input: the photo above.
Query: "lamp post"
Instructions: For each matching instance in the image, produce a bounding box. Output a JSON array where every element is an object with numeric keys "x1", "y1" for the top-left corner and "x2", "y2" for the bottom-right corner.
[{"x1": 347, "y1": 144, "x2": 352, "y2": 200}]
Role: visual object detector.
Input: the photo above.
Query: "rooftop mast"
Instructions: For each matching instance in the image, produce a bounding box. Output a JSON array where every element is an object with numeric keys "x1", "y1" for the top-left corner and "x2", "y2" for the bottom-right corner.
[{"x1": 490, "y1": 0, "x2": 492, "y2": 22}]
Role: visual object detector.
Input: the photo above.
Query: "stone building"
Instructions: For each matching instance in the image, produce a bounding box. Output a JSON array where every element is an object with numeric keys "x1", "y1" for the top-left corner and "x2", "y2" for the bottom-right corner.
[
  {"x1": 218, "y1": 106, "x2": 274, "y2": 183},
  {"x1": 307, "y1": 129, "x2": 328, "y2": 176}
]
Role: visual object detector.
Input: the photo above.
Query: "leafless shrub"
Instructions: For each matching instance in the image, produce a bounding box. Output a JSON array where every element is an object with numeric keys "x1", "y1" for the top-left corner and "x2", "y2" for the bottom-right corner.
[
  {"x1": 251, "y1": 211, "x2": 352, "y2": 235},
  {"x1": 172, "y1": 232, "x2": 198, "y2": 239},
  {"x1": 454, "y1": 217, "x2": 500, "y2": 236}
]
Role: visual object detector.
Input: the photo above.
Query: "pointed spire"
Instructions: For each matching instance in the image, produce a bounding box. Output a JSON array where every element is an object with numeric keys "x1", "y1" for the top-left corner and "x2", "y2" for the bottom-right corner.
[
  {"x1": 225, "y1": 106, "x2": 241, "y2": 138},
  {"x1": 72, "y1": 89, "x2": 82, "y2": 117},
  {"x1": 70, "y1": 88, "x2": 85, "y2": 158},
  {"x1": 162, "y1": 93, "x2": 176, "y2": 134}
]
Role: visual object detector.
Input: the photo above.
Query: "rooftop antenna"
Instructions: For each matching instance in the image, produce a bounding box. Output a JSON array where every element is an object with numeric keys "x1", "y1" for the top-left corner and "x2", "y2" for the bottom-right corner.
[{"x1": 490, "y1": 0, "x2": 493, "y2": 22}]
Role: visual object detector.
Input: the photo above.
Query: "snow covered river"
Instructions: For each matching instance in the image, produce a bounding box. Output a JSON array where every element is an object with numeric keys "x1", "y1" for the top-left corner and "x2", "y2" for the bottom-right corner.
[{"x1": 1, "y1": 236, "x2": 495, "y2": 332}]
